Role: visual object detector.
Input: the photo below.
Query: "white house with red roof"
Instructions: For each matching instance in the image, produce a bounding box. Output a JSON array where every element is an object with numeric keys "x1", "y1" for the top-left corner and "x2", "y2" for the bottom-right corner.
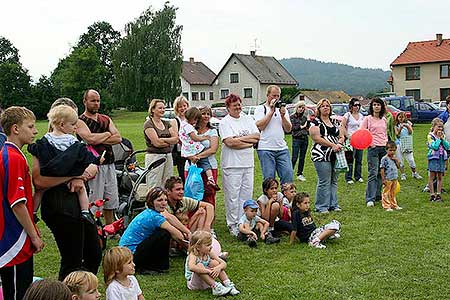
[{"x1": 390, "y1": 33, "x2": 450, "y2": 101}]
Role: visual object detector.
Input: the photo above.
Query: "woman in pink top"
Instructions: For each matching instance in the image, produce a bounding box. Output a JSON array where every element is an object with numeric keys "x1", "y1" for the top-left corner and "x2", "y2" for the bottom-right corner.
[{"x1": 360, "y1": 98, "x2": 388, "y2": 207}]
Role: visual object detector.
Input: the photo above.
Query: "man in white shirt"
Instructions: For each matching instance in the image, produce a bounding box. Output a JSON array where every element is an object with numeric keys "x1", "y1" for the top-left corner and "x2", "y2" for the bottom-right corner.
[{"x1": 254, "y1": 85, "x2": 293, "y2": 184}]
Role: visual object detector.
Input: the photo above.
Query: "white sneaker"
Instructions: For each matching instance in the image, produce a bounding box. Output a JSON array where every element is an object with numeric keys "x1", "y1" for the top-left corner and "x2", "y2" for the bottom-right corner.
[
  {"x1": 309, "y1": 240, "x2": 326, "y2": 249},
  {"x1": 212, "y1": 282, "x2": 232, "y2": 296},
  {"x1": 329, "y1": 233, "x2": 341, "y2": 240},
  {"x1": 423, "y1": 185, "x2": 430, "y2": 193},
  {"x1": 401, "y1": 174, "x2": 407, "y2": 181},
  {"x1": 358, "y1": 178, "x2": 364, "y2": 183},
  {"x1": 385, "y1": 208, "x2": 394, "y2": 212},
  {"x1": 225, "y1": 282, "x2": 240, "y2": 295},
  {"x1": 347, "y1": 180, "x2": 354, "y2": 184},
  {"x1": 366, "y1": 201, "x2": 374, "y2": 207},
  {"x1": 395, "y1": 206, "x2": 403, "y2": 210},
  {"x1": 297, "y1": 175, "x2": 306, "y2": 181},
  {"x1": 412, "y1": 173, "x2": 423, "y2": 179}
]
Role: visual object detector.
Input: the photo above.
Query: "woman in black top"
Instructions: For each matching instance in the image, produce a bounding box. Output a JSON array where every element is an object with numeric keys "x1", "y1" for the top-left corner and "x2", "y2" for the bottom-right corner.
[{"x1": 290, "y1": 101, "x2": 309, "y2": 181}]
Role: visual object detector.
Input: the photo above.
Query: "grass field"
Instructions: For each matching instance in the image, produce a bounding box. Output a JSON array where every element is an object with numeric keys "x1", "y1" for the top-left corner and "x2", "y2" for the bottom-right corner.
[{"x1": 28, "y1": 111, "x2": 450, "y2": 300}]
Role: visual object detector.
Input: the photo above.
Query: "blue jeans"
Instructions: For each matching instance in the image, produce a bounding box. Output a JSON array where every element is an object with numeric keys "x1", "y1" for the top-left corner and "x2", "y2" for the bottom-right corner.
[
  {"x1": 257, "y1": 148, "x2": 293, "y2": 184},
  {"x1": 291, "y1": 138, "x2": 309, "y2": 176},
  {"x1": 366, "y1": 146, "x2": 386, "y2": 203},
  {"x1": 345, "y1": 149, "x2": 363, "y2": 181},
  {"x1": 313, "y1": 160, "x2": 339, "y2": 212}
]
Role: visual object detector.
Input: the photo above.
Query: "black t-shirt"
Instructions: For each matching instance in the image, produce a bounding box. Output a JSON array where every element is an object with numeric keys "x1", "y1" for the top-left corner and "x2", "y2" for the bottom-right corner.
[{"x1": 291, "y1": 209, "x2": 316, "y2": 242}]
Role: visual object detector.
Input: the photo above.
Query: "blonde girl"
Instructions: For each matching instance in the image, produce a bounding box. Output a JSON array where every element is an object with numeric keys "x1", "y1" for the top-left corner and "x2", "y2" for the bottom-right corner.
[
  {"x1": 185, "y1": 231, "x2": 240, "y2": 296},
  {"x1": 427, "y1": 118, "x2": 450, "y2": 202},
  {"x1": 103, "y1": 246, "x2": 144, "y2": 300},
  {"x1": 394, "y1": 112, "x2": 422, "y2": 180},
  {"x1": 63, "y1": 271, "x2": 100, "y2": 300},
  {"x1": 281, "y1": 182, "x2": 297, "y2": 221}
]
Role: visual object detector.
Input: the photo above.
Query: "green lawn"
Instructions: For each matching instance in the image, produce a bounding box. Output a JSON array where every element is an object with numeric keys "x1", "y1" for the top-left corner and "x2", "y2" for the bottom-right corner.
[{"x1": 28, "y1": 111, "x2": 450, "y2": 300}]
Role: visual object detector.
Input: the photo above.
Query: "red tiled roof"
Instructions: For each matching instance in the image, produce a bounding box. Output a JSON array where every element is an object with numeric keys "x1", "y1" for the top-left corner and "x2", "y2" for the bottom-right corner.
[{"x1": 391, "y1": 38, "x2": 450, "y2": 66}]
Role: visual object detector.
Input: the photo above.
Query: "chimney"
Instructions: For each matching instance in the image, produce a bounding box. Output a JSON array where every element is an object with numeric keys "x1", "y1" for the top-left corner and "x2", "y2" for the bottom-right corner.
[
  {"x1": 189, "y1": 57, "x2": 195, "y2": 63},
  {"x1": 436, "y1": 33, "x2": 443, "y2": 46},
  {"x1": 250, "y1": 50, "x2": 256, "y2": 57}
]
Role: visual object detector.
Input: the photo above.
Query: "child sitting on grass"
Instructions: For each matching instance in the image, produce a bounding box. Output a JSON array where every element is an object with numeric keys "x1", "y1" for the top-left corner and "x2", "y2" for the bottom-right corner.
[
  {"x1": 103, "y1": 246, "x2": 144, "y2": 300},
  {"x1": 280, "y1": 182, "x2": 297, "y2": 221},
  {"x1": 290, "y1": 192, "x2": 341, "y2": 249},
  {"x1": 238, "y1": 200, "x2": 280, "y2": 247},
  {"x1": 63, "y1": 270, "x2": 101, "y2": 300},
  {"x1": 380, "y1": 141, "x2": 402, "y2": 211},
  {"x1": 185, "y1": 231, "x2": 240, "y2": 296}
]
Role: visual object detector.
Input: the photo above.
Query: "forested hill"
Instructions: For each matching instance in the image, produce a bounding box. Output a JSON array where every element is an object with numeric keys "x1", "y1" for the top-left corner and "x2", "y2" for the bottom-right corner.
[{"x1": 280, "y1": 57, "x2": 391, "y2": 96}]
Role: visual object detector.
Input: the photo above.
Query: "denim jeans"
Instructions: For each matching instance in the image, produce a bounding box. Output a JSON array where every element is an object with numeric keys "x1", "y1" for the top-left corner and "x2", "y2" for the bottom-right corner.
[
  {"x1": 257, "y1": 148, "x2": 293, "y2": 184},
  {"x1": 366, "y1": 146, "x2": 386, "y2": 203},
  {"x1": 291, "y1": 137, "x2": 309, "y2": 176},
  {"x1": 313, "y1": 160, "x2": 339, "y2": 212},
  {"x1": 345, "y1": 149, "x2": 363, "y2": 181}
]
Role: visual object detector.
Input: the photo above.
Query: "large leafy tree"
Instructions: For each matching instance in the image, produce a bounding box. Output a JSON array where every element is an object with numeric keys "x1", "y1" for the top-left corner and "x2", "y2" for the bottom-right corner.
[
  {"x1": 112, "y1": 3, "x2": 183, "y2": 110},
  {"x1": 0, "y1": 37, "x2": 20, "y2": 65},
  {"x1": 29, "y1": 76, "x2": 58, "y2": 119}
]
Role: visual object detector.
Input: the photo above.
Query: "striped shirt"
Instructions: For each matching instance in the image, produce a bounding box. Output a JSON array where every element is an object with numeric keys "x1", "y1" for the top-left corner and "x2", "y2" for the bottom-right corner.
[{"x1": 310, "y1": 118, "x2": 340, "y2": 162}]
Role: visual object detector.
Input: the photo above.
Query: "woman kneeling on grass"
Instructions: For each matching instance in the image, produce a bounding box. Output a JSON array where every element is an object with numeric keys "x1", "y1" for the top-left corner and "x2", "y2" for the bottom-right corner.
[{"x1": 289, "y1": 192, "x2": 341, "y2": 249}]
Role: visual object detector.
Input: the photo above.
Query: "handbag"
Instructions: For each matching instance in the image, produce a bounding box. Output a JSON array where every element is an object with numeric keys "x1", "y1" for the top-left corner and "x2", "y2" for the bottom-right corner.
[
  {"x1": 184, "y1": 164, "x2": 204, "y2": 200},
  {"x1": 399, "y1": 135, "x2": 413, "y2": 152}
]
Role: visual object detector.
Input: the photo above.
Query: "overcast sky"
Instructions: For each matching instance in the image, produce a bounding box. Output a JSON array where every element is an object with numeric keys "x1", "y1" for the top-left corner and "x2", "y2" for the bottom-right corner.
[{"x1": 1, "y1": 0, "x2": 449, "y2": 80}]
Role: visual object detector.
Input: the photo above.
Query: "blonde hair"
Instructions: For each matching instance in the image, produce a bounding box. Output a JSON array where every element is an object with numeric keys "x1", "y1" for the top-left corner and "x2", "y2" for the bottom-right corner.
[
  {"x1": 148, "y1": 99, "x2": 165, "y2": 117},
  {"x1": 103, "y1": 246, "x2": 133, "y2": 286},
  {"x1": 188, "y1": 231, "x2": 212, "y2": 257},
  {"x1": 0, "y1": 106, "x2": 35, "y2": 136},
  {"x1": 47, "y1": 105, "x2": 78, "y2": 128},
  {"x1": 316, "y1": 98, "x2": 332, "y2": 119},
  {"x1": 295, "y1": 100, "x2": 306, "y2": 108},
  {"x1": 431, "y1": 117, "x2": 444, "y2": 130},
  {"x1": 173, "y1": 96, "x2": 189, "y2": 117},
  {"x1": 281, "y1": 182, "x2": 296, "y2": 194},
  {"x1": 63, "y1": 271, "x2": 98, "y2": 297},
  {"x1": 266, "y1": 85, "x2": 280, "y2": 96}
]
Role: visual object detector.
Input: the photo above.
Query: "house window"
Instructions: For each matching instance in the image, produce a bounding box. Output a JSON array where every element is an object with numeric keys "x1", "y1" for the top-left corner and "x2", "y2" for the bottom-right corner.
[
  {"x1": 441, "y1": 64, "x2": 450, "y2": 78},
  {"x1": 182, "y1": 92, "x2": 189, "y2": 100},
  {"x1": 441, "y1": 88, "x2": 450, "y2": 100},
  {"x1": 244, "y1": 88, "x2": 253, "y2": 98},
  {"x1": 200, "y1": 92, "x2": 206, "y2": 100},
  {"x1": 220, "y1": 89, "x2": 229, "y2": 99},
  {"x1": 405, "y1": 89, "x2": 420, "y2": 100},
  {"x1": 405, "y1": 66, "x2": 420, "y2": 80},
  {"x1": 230, "y1": 73, "x2": 239, "y2": 83},
  {"x1": 192, "y1": 92, "x2": 199, "y2": 101},
  {"x1": 209, "y1": 92, "x2": 214, "y2": 100}
]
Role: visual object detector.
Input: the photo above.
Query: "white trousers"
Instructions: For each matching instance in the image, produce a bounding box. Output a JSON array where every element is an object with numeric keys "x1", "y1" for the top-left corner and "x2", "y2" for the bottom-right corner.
[
  {"x1": 145, "y1": 153, "x2": 173, "y2": 189},
  {"x1": 222, "y1": 167, "x2": 254, "y2": 228},
  {"x1": 395, "y1": 148, "x2": 416, "y2": 169}
]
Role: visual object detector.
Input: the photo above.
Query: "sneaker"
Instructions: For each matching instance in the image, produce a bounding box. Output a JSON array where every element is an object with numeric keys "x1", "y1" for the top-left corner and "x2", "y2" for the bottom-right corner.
[
  {"x1": 212, "y1": 282, "x2": 232, "y2": 296},
  {"x1": 329, "y1": 233, "x2": 341, "y2": 240},
  {"x1": 366, "y1": 201, "x2": 374, "y2": 207},
  {"x1": 228, "y1": 225, "x2": 239, "y2": 237},
  {"x1": 309, "y1": 239, "x2": 326, "y2": 249},
  {"x1": 297, "y1": 174, "x2": 306, "y2": 181},
  {"x1": 385, "y1": 208, "x2": 394, "y2": 212},
  {"x1": 412, "y1": 172, "x2": 423, "y2": 179},
  {"x1": 394, "y1": 206, "x2": 403, "y2": 210},
  {"x1": 81, "y1": 211, "x2": 95, "y2": 225},
  {"x1": 330, "y1": 207, "x2": 342, "y2": 212},
  {"x1": 317, "y1": 210, "x2": 329, "y2": 214},
  {"x1": 430, "y1": 194, "x2": 436, "y2": 202},
  {"x1": 423, "y1": 185, "x2": 430, "y2": 193},
  {"x1": 210, "y1": 229, "x2": 217, "y2": 240},
  {"x1": 264, "y1": 232, "x2": 280, "y2": 245},
  {"x1": 347, "y1": 180, "x2": 354, "y2": 184},
  {"x1": 435, "y1": 194, "x2": 443, "y2": 202},
  {"x1": 401, "y1": 173, "x2": 407, "y2": 181},
  {"x1": 225, "y1": 282, "x2": 240, "y2": 296},
  {"x1": 247, "y1": 236, "x2": 257, "y2": 248},
  {"x1": 219, "y1": 252, "x2": 229, "y2": 261},
  {"x1": 357, "y1": 178, "x2": 364, "y2": 183}
]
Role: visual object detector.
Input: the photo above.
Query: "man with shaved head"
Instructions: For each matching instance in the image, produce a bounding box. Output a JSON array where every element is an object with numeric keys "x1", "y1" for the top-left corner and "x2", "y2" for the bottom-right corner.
[{"x1": 77, "y1": 89, "x2": 122, "y2": 225}]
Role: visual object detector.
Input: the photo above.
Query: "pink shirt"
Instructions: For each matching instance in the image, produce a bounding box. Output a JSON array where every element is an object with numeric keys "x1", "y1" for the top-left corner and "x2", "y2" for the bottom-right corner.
[{"x1": 360, "y1": 115, "x2": 387, "y2": 147}]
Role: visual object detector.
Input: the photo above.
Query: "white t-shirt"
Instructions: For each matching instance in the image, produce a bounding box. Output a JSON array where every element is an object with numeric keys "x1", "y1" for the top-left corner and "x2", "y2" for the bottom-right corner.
[
  {"x1": 106, "y1": 276, "x2": 142, "y2": 300},
  {"x1": 343, "y1": 112, "x2": 364, "y2": 138},
  {"x1": 256, "y1": 192, "x2": 284, "y2": 218},
  {"x1": 219, "y1": 114, "x2": 259, "y2": 169},
  {"x1": 254, "y1": 104, "x2": 289, "y2": 150}
]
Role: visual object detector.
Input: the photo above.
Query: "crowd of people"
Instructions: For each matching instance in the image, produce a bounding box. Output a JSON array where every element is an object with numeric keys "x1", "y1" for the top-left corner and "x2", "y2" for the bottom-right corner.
[{"x1": 1, "y1": 86, "x2": 448, "y2": 299}]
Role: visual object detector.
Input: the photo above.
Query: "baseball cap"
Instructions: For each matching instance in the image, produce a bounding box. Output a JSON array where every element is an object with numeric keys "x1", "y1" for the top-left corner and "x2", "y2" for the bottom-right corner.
[{"x1": 243, "y1": 200, "x2": 258, "y2": 209}]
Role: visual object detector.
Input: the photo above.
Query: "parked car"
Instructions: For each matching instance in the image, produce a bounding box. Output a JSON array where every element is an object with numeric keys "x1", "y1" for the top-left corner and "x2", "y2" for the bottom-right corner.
[
  {"x1": 432, "y1": 101, "x2": 447, "y2": 110},
  {"x1": 383, "y1": 96, "x2": 418, "y2": 121},
  {"x1": 210, "y1": 107, "x2": 228, "y2": 130},
  {"x1": 286, "y1": 103, "x2": 317, "y2": 121},
  {"x1": 330, "y1": 103, "x2": 368, "y2": 122},
  {"x1": 162, "y1": 108, "x2": 175, "y2": 121},
  {"x1": 386, "y1": 105, "x2": 411, "y2": 120},
  {"x1": 414, "y1": 101, "x2": 443, "y2": 122}
]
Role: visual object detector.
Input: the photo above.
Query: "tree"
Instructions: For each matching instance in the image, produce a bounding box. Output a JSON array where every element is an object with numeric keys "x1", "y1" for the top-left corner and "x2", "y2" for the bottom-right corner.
[
  {"x1": 51, "y1": 46, "x2": 111, "y2": 113},
  {"x1": 0, "y1": 36, "x2": 20, "y2": 65},
  {"x1": 112, "y1": 3, "x2": 183, "y2": 110},
  {"x1": 29, "y1": 76, "x2": 57, "y2": 119},
  {"x1": 281, "y1": 86, "x2": 300, "y2": 103}
]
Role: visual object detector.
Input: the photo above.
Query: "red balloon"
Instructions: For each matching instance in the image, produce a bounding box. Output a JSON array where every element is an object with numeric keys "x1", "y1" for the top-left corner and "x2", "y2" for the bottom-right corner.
[{"x1": 350, "y1": 129, "x2": 373, "y2": 150}]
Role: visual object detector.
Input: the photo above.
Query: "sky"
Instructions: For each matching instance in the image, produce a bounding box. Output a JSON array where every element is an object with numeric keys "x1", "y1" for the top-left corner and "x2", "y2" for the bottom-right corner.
[{"x1": 1, "y1": 0, "x2": 449, "y2": 80}]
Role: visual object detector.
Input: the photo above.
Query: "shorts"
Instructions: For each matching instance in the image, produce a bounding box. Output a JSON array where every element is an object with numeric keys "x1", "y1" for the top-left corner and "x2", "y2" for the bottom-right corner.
[
  {"x1": 196, "y1": 157, "x2": 212, "y2": 173},
  {"x1": 428, "y1": 158, "x2": 446, "y2": 173},
  {"x1": 308, "y1": 220, "x2": 341, "y2": 243},
  {"x1": 187, "y1": 272, "x2": 211, "y2": 290},
  {"x1": 88, "y1": 164, "x2": 119, "y2": 209},
  {"x1": 281, "y1": 206, "x2": 290, "y2": 221}
]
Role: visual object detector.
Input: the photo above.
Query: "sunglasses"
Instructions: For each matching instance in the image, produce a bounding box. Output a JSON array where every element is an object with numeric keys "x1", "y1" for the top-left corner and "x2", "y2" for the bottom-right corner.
[{"x1": 352, "y1": 104, "x2": 361, "y2": 107}]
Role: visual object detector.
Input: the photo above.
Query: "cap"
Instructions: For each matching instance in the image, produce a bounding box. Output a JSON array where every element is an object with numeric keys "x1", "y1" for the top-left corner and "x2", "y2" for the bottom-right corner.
[{"x1": 243, "y1": 200, "x2": 258, "y2": 209}]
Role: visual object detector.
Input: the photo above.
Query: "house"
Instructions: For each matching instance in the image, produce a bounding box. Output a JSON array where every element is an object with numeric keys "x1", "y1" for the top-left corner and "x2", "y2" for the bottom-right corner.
[
  {"x1": 213, "y1": 51, "x2": 298, "y2": 106},
  {"x1": 290, "y1": 90, "x2": 351, "y2": 105},
  {"x1": 180, "y1": 58, "x2": 216, "y2": 105},
  {"x1": 390, "y1": 33, "x2": 450, "y2": 101}
]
